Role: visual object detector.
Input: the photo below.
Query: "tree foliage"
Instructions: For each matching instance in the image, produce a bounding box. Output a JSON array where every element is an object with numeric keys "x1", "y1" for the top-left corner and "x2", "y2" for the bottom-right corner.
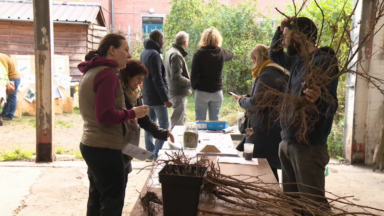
[{"x1": 163, "y1": 0, "x2": 275, "y2": 93}]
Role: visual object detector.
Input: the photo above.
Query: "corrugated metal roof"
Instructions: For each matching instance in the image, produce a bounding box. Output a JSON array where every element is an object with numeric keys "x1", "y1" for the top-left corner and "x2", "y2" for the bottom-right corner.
[{"x1": 0, "y1": 0, "x2": 104, "y2": 25}]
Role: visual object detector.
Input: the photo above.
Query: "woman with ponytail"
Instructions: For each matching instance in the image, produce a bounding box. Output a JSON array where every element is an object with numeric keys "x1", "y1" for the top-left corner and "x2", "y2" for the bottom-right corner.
[{"x1": 78, "y1": 33, "x2": 149, "y2": 215}]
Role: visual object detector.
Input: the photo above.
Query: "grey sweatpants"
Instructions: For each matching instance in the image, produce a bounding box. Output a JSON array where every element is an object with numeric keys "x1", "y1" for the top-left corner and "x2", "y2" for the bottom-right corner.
[
  {"x1": 170, "y1": 95, "x2": 187, "y2": 129},
  {"x1": 279, "y1": 140, "x2": 330, "y2": 215}
]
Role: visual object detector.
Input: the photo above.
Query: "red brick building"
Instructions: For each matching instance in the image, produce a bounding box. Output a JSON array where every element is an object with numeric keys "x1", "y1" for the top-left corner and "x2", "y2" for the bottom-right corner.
[{"x1": 75, "y1": 0, "x2": 293, "y2": 36}]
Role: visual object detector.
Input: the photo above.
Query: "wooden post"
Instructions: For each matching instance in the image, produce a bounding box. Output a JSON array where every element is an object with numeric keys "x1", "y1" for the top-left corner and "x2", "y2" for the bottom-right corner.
[{"x1": 33, "y1": 0, "x2": 55, "y2": 162}]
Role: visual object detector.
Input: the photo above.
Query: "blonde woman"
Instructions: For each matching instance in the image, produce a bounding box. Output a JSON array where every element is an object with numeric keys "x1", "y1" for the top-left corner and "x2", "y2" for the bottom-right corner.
[
  {"x1": 191, "y1": 27, "x2": 233, "y2": 121},
  {"x1": 232, "y1": 45, "x2": 289, "y2": 181}
]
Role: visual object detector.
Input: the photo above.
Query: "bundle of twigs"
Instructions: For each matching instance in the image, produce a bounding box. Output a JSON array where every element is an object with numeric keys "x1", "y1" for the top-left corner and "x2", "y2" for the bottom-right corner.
[
  {"x1": 140, "y1": 151, "x2": 384, "y2": 216},
  {"x1": 251, "y1": 0, "x2": 384, "y2": 144}
]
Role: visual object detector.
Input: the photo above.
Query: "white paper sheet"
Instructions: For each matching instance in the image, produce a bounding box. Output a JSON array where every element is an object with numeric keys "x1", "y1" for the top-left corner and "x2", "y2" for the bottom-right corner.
[
  {"x1": 122, "y1": 144, "x2": 153, "y2": 161},
  {"x1": 24, "y1": 88, "x2": 36, "y2": 103},
  {"x1": 53, "y1": 86, "x2": 63, "y2": 98},
  {"x1": 218, "y1": 156, "x2": 259, "y2": 165},
  {"x1": 57, "y1": 75, "x2": 72, "y2": 89},
  {"x1": 24, "y1": 74, "x2": 35, "y2": 84},
  {"x1": 17, "y1": 79, "x2": 29, "y2": 92},
  {"x1": 55, "y1": 58, "x2": 66, "y2": 73},
  {"x1": 17, "y1": 60, "x2": 31, "y2": 74}
]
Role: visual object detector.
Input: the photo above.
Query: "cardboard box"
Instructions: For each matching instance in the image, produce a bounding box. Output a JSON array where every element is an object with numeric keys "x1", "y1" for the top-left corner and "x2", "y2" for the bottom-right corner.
[{"x1": 196, "y1": 121, "x2": 228, "y2": 130}]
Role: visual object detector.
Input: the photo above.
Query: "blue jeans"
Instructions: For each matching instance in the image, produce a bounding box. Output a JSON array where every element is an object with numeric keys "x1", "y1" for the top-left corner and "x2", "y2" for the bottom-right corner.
[
  {"x1": 195, "y1": 90, "x2": 223, "y2": 121},
  {"x1": 144, "y1": 105, "x2": 169, "y2": 159},
  {"x1": 1, "y1": 78, "x2": 20, "y2": 119}
]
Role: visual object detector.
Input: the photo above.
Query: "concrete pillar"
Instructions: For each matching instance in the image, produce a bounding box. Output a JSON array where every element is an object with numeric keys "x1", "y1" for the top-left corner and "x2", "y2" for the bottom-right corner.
[{"x1": 344, "y1": 0, "x2": 384, "y2": 164}]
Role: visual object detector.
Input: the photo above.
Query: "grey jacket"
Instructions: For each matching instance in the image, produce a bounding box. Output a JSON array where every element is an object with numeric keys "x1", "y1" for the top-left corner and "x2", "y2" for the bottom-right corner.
[{"x1": 164, "y1": 44, "x2": 192, "y2": 97}]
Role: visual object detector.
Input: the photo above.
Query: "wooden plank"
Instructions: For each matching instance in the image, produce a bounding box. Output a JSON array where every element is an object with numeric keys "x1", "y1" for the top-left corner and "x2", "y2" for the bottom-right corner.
[
  {"x1": 87, "y1": 35, "x2": 101, "y2": 43},
  {"x1": 14, "y1": 98, "x2": 23, "y2": 119},
  {"x1": 70, "y1": 70, "x2": 83, "y2": 76},
  {"x1": 92, "y1": 25, "x2": 107, "y2": 31},
  {"x1": 54, "y1": 98, "x2": 63, "y2": 114},
  {"x1": 26, "y1": 100, "x2": 36, "y2": 116},
  {"x1": 0, "y1": 49, "x2": 34, "y2": 55},
  {"x1": 69, "y1": 61, "x2": 81, "y2": 68},
  {"x1": 0, "y1": 37, "x2": 34, "y2": 45},
  {"x1": 63, "y1": 97, "x2": 73, "y2": 113},
  {"x1": 54, "y1": 53, "x2": 84, "y2": 61},
  {"x1": 91, "y1": 29, "x2": 107, "y2": 37},
  {"x1": 54, "y1": 40, "x2": 87, "y2": 47},
  {"x1": 0, "y1": 44, "x2": 34, "y2": 52},
  {"x1": 54, "y1": 46, "x2": 88, "y2": 53}
]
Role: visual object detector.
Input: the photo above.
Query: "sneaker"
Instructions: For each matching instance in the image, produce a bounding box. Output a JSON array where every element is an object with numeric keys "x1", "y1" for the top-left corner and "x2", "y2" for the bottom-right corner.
[{"x1": 2, "y1": 116, "x2": 12, "y2": 121}]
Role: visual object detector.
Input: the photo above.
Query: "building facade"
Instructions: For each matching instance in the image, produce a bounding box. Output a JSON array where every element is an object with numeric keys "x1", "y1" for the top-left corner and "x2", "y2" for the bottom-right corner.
[{"x1": 78, "y1": 0, "x2": 293, "y2": 36}]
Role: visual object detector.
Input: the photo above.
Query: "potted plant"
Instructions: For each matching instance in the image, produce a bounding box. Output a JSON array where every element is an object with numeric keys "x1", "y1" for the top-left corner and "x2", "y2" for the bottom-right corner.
[{"x1": 159, "y1": 164, "x2": 207, "y2": 216}]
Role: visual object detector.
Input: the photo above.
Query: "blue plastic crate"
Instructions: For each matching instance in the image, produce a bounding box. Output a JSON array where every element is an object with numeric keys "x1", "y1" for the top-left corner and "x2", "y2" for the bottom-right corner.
[{"x1": 196, "y1": 121, "x2": 228, "y2": 130}]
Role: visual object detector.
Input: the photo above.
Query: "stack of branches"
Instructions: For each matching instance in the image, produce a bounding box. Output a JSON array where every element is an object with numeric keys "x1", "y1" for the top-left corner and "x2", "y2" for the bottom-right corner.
[
  {"x1": 253, "y1": 0, "x2": 384, "y2": 144},
  {"x1": 140, "y1": 151, "x2": 384, "y2": 215}
]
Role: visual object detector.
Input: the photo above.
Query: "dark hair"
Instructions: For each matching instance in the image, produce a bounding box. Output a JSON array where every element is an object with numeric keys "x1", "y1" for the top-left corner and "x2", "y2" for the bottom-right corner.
[
  {"x1": 119, "y1": 60, "x2": 149, "y2": 82},
  {"x1": 84, "y1": 50, "x2": 97, "y2": 61},
  {"x1": 85, "y1": 33, "x2": 126, "y2": 60},
  {"x1": 283, "y1": 17, "x2": 318, "y2": 44},
  {"x1": 149, "y1": 30, "x2": 163, "y2": 42}
]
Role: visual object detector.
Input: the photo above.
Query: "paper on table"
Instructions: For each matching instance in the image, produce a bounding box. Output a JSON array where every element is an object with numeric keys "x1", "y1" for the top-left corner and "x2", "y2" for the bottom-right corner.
[
  {"x1": 122, "y1": 144, "x2": 153, "y2": 161},
  {"x1": 218, "y1": 156, "x2": 258, "y2": 165},
  {"x1": 222, "y1": 126, "x2": 237, "y2": 133}
]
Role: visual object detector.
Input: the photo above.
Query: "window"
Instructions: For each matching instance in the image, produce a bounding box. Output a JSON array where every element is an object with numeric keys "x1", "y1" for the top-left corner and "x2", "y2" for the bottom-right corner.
[{"x1": 142, "y1": 17, "x2": 164, "y2": 35}]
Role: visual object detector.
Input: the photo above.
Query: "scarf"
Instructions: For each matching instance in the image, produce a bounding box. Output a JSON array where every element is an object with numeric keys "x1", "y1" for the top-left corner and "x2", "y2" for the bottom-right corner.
[
  {"x1": 251, "y1": 60, "x2": 290, "y2": 79},
  {"x1": 120, "y1": 80, "x2": 141, "y2": 107},
  {"x1": 252, "y1": 60, "x2": 273, "y2": 79}
]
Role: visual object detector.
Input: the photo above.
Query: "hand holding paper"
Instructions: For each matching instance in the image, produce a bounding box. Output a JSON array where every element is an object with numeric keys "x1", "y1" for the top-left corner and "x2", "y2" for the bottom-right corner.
[{"x1": 122, "y1": 144, "x2": 153, "y2": 161}]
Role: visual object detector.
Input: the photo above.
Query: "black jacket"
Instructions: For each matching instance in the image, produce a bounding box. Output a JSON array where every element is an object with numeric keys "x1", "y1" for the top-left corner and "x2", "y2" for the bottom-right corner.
[
  {"x1": 141, "y1": 38, "x2": 170, "y2": 106},
  {"x1": 270, "y1": 27, "x2": 339, "y2": 145},
  {"x1": 125, "y1": 96, "x2": 169, "y2": 141},
  {"x1": 123, "y1": 95, "x2": 169, "y2": 175},
  {"x1": 237, "y1": 66, "x2": 288, "y2": 169},
  {"x1": 191, "y1": 46, "x2": 233, "y2": 92}
]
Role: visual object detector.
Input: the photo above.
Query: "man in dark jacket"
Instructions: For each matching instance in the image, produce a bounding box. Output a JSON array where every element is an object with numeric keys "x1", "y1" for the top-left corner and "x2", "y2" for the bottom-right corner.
[
  {"x1": 140, "y1": 30, "x2": 172, "y2": 159},
  {"x1": 164, "y1": 31, "x2": 192, "y2": 129},
  {"x1": 270, "y1": 17, "x2": 339, "y2": 214}
]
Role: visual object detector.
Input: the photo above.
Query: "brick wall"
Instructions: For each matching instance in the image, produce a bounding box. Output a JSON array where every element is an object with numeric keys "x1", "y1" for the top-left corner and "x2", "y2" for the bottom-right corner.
[{"x1": 72, "y1": 0, "x2": 293, "y2": 35}]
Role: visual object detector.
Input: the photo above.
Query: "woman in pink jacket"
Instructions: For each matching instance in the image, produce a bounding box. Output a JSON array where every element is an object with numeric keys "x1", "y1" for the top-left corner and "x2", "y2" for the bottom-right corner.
[{"x1": 78, "y1": 33, "x2": 148, "y2": 215}]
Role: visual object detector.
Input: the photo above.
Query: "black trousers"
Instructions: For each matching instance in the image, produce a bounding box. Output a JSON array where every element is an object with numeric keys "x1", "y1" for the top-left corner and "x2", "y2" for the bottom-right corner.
[
  {"x1": 80, "y1": 143, "x2": 130, "y2": 216},
  {"x1": 279, "y1": 141, "x2": 330, "y2": 215},
  {"x1": 271, "y1": 167, "x2": 279, "y2": 182}
]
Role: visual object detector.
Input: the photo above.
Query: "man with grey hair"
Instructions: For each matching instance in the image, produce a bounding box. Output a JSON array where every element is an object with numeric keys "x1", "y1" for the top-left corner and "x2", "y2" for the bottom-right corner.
[{"x1": 164, "y1": 31, "x2": 192, "y2": 129}]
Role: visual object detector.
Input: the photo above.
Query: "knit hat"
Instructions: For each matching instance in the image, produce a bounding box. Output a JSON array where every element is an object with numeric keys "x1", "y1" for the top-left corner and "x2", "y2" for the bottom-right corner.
[{"x1": 284, "y1": 17, "x2": 318, "y2": 43}]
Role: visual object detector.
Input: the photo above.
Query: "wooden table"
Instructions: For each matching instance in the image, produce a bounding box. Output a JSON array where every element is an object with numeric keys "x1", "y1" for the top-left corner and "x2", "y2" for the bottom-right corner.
[
  {"x1": 130, "y1": 155, "x2": 281, "y2": 215},
  {"x1": 164, "y1": 126, "x2": 239, "y2": 157}
]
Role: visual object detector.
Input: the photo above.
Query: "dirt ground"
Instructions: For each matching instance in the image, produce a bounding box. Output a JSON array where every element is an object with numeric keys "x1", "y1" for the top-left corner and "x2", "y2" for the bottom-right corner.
[
  {"x1": 1, "y1": 113, "x2": 384, "y2": 215},
  {"x1": 0, "y1": 113, "x2": 147, "y2": 153}
]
